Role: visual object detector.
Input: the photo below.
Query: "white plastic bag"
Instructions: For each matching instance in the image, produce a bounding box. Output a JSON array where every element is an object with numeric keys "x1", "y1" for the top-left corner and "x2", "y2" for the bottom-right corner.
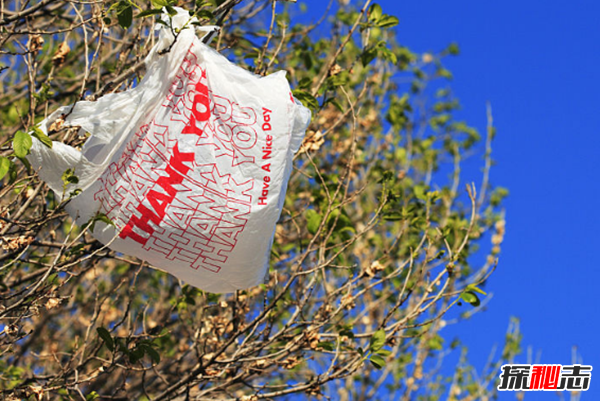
[{"x1": 28, "y1": 8, "x2": 311, "y2": 293}]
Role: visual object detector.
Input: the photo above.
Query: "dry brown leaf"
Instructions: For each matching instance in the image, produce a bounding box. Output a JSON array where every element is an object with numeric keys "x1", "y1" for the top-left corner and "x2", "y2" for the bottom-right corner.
[
  {"x1": 2, "y1": 235, "x2": 33, "y2": 251},
  {"x1": 281, "y1": 356, "x2": 301, "y2": 369},
  {"x1": 29, "y1": 385, "x2": 43, "y2": 401},
  {"x1": 52, "y1": 42, "x2": 70, "y2": 66},
  {"x1": 329, "y1": 64, "x2": 342, "y2": 76},
  {"x1": 305, "y1": 329, "x2": 320, "y2": 349},
  {"x1": 0, "y1": 210, "x2": 7, "y2": 232},
  {"x1": 5, "y1": 324, "x2": 19, "y2": 336},
  {"x1": 45, "y1": 297, "x2": 60, "y2": 310},
  {"x1": 299, "y1": 130, "x2": 324, "y2": 153},
  {"x1": 48, "y1": 116, "x2": 65, "y2": 133},
  {"x1": 341, "y1": 292, "x2": 355, "y2": 310},
  {"x1": 364, "y1": 260, "x2": 385, "y2": 277},
  {"x1": 28, "y1": 35, "x2": 44, "y2": 52}
]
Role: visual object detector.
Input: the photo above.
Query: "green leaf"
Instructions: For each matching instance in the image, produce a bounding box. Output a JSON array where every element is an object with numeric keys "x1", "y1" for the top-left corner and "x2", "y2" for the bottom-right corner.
[
  {"x1": 369, "y1": 353, "x2": 386, "y2": 369},
  {"x1": 466, "y1": 284, "x2": 487, "y2": 296},
  {"x1": 0, "y1": 157, "x2": 11, "y2": 180},
  {"x1": 136, "y1": 8, "x2": 163, "y2": 18},
  {"x1": 96, "y1": 213, "x2": 114, "y2": 227},
  {"x1": 86, "y1": 391, "x2": 99, "y2": 401},
  {"x1": 87, "y1": 212, "x2": 115, "y2": 232},
  {"x1": 338, "y1": 326, "x2": 355, "y2": 339},
  {"x1": 165, "y1": 5, "x2": 177, "y2": 16},
  {"x1": 129, "y1": 346, "x2": 145, "y2": 363},
  {"x1": 437, "y1": 67, "x2": 453, "y2": 80},
  {"x1": 61, "y1": 168, "x2": 79, "y2": 186},
  {"x1": 369, "y1": 4, "x2": 382, "y2": 22},
  {"x1": 8, "y1": 161, "x2": 18, "y2": 184},
  {"x1": 66, "y1": 243, "x2": 85, "y2": 256},
  {"x1": 306, "y1": 209, "x2": 322, "y2": 235},
  {"x1": 297, "y1": 77, "x2": 312, "y2": 90},
  {"x1": 17, "y1": 156, "x2": 32, "y2": 174},
  {"x1": 369, "y1": 329, "x2": 386, "y2": 352},
  {"x1": 155, "y1": 18, "x2": 169, "y2": 27},
  {"x1": 96, "y1": 327, "x2": 114, "y2": 351},
  {"x1": 117, "y1": 3, "x2": 133, "y2": 29},
  {"x1": 447, "y1": 42, "x2": 460, "y2": 55},
  {"x1": 326, "y1": 71, "x2": 350, "y2": 88},
  {"x1": 195, "y1": 9, "x2": 214, "y2": 20},
  {"x1": 141, "y1": 344, "x2": 161, "y2": 363},
  {"x1": 151, "y1": 0, "x2": 169, "y2": 8},
  {"x1": 376, "y1": 349, "x2": 392, "y2": 357},
  {"x1": 414, "y1": 185, "x2": 428, "y2": 200},
  {"x1": 383, "y1": 213, "x2": 403, "y2": 221},
  {"x1": 317, "y1": 342, "x2": 334, "y2": 351},
  {"x1": 379, "y1": 47, "x2": 398, "y2": 64},
  {"x1": 460, "y1": 291, "x2": 480, "y2": 307},
  {"x1": 13, "y1": 130, "x2": 32, "y2": 158},
  {"x1": 427, "y1": 334, "x2": 444, "y2": 351},
  {"x1": 323, "y1": 97, "x2": 344, "y2": 112},
  {"x1": 325, "y1": 208, "x2": 340, "y2": 227},
  {"x1": 31, "y1": 126, "x2": 52, "y2": 148},
  {"x1": 292, "y1": 90, "x2": 319, "y2": 112},
  {"x1": 46, "y1": 273, "x2": 58, "y2": 285},
  {"x1": 376, "y1": 15, "x2": 399, "y2": 28},
  {"x1": 490, "y1": 187, "x2": 509, "y2": 207},
  {"x1": 360, "y1": 46, "x2": 378, "y2": 67}
]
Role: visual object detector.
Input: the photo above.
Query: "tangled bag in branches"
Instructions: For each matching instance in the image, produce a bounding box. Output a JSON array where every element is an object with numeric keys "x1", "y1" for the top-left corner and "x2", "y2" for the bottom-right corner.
[{"x1": 28, "y1": 9, "x2": 310, "y2": 293}]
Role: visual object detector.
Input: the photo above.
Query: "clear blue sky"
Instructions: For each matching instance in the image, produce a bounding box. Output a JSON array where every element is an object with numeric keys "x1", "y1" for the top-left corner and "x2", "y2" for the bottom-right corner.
[
  {"x1": 296, "y1": 0, "x2": 600, "y2": 398},
  {"x1": 379, "y1": 0, "x2": 600, "y2": 399}
]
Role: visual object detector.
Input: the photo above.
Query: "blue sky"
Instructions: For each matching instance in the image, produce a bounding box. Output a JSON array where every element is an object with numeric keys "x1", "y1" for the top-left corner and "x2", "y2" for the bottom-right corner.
[
  {"x1": 294, "y1": 0, "x2": 599, "y2": 398},
  {"x1": 378, "y1": 0, "x2": 600, "y2": 399}
]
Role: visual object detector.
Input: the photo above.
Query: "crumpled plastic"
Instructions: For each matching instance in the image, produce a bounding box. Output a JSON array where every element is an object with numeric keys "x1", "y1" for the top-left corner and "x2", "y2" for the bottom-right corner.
[{"x1": 28, "y1": 8, "x2": 311, "y2": 293}]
